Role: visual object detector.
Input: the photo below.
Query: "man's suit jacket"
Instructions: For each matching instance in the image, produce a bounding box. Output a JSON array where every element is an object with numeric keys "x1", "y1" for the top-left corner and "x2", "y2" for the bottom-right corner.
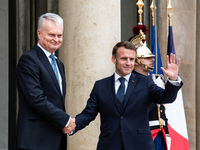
[
  {"x1": 75, "y1": 73, "x2": 182, "y2": 150},
  {"x1": 15, "y1": 44, "x2": 69, "y2": 150},
  {"x1": 133, "y1": 70, "x2": 169, "y2": 134}
]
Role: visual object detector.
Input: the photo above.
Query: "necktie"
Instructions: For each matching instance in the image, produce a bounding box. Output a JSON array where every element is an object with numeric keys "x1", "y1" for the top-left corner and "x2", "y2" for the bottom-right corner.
[
  {"x1": 50, "y1": 54, "x2": 60, "y2": 85},
  {"x1": 116, "y1": 77, "x2": 125, "y2": 103}
]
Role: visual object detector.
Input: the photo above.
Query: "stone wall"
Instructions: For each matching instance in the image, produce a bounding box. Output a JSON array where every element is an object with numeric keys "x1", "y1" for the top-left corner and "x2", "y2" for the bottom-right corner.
[{"x1": 0, "y1": 0, "x2": 8, "y2": 149}]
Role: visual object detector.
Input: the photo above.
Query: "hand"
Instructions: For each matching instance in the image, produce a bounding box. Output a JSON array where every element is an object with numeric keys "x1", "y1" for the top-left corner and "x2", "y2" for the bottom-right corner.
[
  {"x1": 62, "y1": 118, "x2": 76, "y2": 134},
  {"x1": 161, "y1": 53, "x2": 180, "y2": 81}
]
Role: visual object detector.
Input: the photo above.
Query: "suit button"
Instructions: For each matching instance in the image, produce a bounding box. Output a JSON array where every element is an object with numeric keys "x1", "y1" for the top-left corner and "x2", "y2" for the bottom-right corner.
[{"x1": 121, "y1": 116, "x2": 123, "y2": 119}]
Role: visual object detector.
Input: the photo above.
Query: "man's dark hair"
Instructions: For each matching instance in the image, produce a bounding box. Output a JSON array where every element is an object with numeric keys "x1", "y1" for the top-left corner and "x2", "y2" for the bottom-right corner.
[{"x1": 112, "y1": 41, "x2": 136, "y2": 58}]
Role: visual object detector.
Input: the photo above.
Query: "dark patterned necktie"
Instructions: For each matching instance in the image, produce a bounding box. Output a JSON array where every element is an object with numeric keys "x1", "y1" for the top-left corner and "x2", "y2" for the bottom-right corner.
[
  {"x1": 116, "y1": 77, "x2": 125, "y2": 103},
  {"x1": 50, "y1": 54, "x2": 60, "y2": 85}
]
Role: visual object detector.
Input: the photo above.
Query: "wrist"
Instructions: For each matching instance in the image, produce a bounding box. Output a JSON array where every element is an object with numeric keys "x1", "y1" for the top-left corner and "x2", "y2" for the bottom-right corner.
[{"x1": 169, "y1": 77, "x2": 177, "y2": 81}]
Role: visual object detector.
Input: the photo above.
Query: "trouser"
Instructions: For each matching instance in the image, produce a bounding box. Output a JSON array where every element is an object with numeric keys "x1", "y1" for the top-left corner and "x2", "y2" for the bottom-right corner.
[{"x1": 154, "y1": 134, "x2": 166, "y2": 150}]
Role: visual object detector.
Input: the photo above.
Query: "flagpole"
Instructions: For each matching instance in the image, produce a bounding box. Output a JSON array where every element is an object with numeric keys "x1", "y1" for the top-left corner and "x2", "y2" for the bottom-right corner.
[
  {"x1": 150, "y1": 0, "x2": 155, "y2": 26},
  {"x1": 150, "y1": 0, "x2": 158, "y2": 74},
  {"x1": 167, "y1": 0, "x2": 173, "y2": 27},
  {"x1": 136, "y1": 0, "x2": 144, "y2": 24}
]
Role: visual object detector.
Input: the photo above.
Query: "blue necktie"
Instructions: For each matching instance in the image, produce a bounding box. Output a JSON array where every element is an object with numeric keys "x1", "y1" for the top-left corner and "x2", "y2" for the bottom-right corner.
[
  {"x1": 50, "y1": 54, "x2": 60, "y2": 85},
  {"x1": 116, "y1": 77, "x2": 125, "y2": 103}
]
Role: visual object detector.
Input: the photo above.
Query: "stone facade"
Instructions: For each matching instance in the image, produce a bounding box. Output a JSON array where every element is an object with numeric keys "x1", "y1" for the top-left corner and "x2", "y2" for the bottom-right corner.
[
  {"x1": 0, "y1": 0, "x2": 198, "y2": 149},
  {"x1": 59, "y1": 0, "x2": 196, "y2": 150}
]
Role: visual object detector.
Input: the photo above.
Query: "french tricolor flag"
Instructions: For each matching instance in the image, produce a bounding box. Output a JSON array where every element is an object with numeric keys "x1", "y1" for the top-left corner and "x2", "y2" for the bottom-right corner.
[{"x1": 165, "y1": 25, "x2": 190, "y2": 150}]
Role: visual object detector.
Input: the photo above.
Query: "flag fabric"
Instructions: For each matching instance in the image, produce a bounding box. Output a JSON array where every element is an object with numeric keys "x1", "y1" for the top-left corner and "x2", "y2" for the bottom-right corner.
[
  {"x1": 150, "y1": 24, "x2": 170, "y2": 150},
  {"x1": 165, "y1": 25, "x2": 190, "y2": 150},
  {"x1": 150, "y1": 25, "x2": 163, "y2": 76}
]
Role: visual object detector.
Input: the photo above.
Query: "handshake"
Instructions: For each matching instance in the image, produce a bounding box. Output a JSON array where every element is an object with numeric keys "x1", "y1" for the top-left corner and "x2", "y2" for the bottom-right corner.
[{"x1": 62, "y1": 118, "x2": 76, "y2": 134}]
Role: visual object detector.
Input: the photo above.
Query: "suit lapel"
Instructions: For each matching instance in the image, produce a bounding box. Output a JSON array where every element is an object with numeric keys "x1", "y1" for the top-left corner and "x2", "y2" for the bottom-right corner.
[
  {"x1": 108, "y1": 74, "x2": 122, "y2": 114},
  {"x1": 35, "y1": 45, "x2": 61, "y2": 94},
  {"x1": 56, "y1": 59, "x2": 66, "y2": 99},
  {"x1": 123, "y1": 73, "x2": 137, "y2": 110}
]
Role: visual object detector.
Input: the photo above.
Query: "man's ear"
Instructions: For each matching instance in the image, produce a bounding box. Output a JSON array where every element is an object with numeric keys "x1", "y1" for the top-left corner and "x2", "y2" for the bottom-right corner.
[
  {"x1": 37, "y1": 29, "x2": 41, "y2": 40},
  {"x1": 112, "y1": 56, "x2": 116, "y2": 64}
]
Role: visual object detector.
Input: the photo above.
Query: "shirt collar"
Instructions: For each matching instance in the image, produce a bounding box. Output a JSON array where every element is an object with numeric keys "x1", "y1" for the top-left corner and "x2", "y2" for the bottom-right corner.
[
  {"x1": 37, "y1": 43, "x2": 57, "y2": 59},
  {"x1": 114, "y1": 72, "x2": 131, "y2": 82}
]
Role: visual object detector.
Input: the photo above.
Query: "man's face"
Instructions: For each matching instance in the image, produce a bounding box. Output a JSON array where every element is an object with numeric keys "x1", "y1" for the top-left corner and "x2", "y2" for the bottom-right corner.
[
  {"x1": 112, "y1": 46, "x2": 136, "y2": 77},
  {"x1": 138, "y1": 57, "x2": 155, "y2": 71},
  {"x1": 37, "y1": 19, "x2": 63, "y2": 53}
]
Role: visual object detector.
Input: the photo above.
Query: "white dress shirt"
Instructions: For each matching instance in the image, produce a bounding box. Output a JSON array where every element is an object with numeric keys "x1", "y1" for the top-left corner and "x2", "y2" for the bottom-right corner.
[
  {"x1": 114, "y1": 73, "x2": 131, "y2": 95},
  {"x1": 37, "y1": 43, "x2": 63, "y2": 94},
  {"x1": 37, "y1": 43, "x2": 71, "y2": 127}
]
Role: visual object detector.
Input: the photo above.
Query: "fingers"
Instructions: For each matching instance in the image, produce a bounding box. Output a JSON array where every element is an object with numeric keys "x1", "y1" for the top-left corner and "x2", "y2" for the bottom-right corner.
[
  {"x1": 166, "y1": 55, "x2": 169, "y2": 68},
  {"x1": 166, "y1": 53, "x2": 177, "y2": 69},
  {"x1": 68, "y1": 118, "x2": 76, "y2": 131},
  {"x1": 176, "y1": 58, "x2": 180, "y2": 66},
  {"x1": 62, "y1": 126, "x2": 72, "y2": 134},
  {"x1": 160, "y1": 67, "x2": 166, "y2": 75},
  {"x1": 71, "y1": 118, "x2": 76, "y2": 123},
  {"x1": 63, "y1": 118, "x2": 76, "y2": 134},
  {"x1": 168, "y1": 53, "x2": 180, "y2": 65},
  {"x1": 171, "y1": 53, "x2": 176, "y2": 64},
  {"x1": 169, "y1": 53, "x2": 172, "y2": 64},
  {"x1": 162, "y1": 53, "x2": 180, "y2": 80}
]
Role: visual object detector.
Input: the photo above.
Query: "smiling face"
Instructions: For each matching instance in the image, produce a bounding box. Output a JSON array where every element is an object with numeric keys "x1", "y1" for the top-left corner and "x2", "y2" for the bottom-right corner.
[
  {"x1": 112, "y1": 46, "x2": 136, "y2": 77},
  {"x1": 37, "y1": 19, "x2": 63, "y2": 53}
]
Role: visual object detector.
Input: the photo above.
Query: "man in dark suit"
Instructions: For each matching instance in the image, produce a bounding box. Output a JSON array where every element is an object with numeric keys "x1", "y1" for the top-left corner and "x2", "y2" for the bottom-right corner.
[
  {"x1": 64, "y1": 41, "x2": 182, "y2": 150},
  {"x1": 15, "y1": 13, "x2": 75, "y2": 150}
]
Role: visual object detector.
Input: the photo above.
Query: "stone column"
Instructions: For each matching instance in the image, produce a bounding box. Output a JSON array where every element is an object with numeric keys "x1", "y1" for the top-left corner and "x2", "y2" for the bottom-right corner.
[
  {"x1": 196, "y1": 0, "x2": 200, "y2": 149},
  {"x1": 0, "y1": 0, "x2": 8, "y2": 149},
  {"x1": 59, "y1": 1, "x2": 120, "y2": 149}
]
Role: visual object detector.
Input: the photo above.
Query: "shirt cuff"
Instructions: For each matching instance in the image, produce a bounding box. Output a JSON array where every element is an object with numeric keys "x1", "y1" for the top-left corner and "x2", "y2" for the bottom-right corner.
[
  {"x1": 65, "y1": 116, "x2": 71, "y2": 127},
  {"x1": 168, "y1": 76, "x2": 182, "y2": 86}
]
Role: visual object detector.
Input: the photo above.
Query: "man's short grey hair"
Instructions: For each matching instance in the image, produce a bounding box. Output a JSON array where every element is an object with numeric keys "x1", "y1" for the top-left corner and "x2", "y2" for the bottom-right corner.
[{"x1": 38, "y1": 13, "x2": 63, "y2": 30}]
